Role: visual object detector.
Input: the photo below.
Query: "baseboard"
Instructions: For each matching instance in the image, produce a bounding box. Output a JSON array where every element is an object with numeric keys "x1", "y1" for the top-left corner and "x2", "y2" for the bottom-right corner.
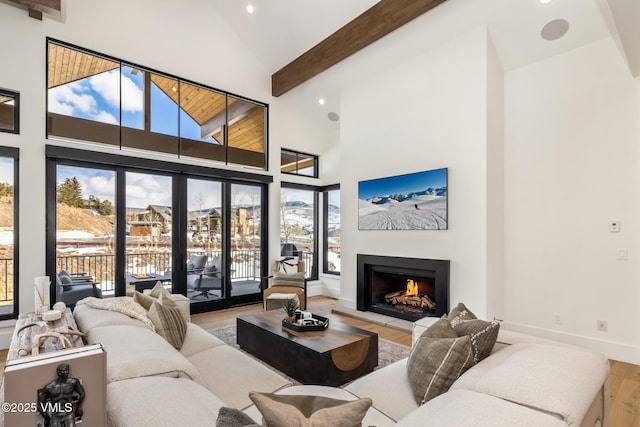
[{"x1": 502, "y1": 321, "x2": 640, "y2": 365}]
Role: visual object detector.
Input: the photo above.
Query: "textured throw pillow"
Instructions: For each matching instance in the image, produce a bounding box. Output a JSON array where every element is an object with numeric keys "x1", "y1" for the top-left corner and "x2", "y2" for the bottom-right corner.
[
  {"x1": 448, "y1": 302, "x2": 477, "y2": 327},
  {"x1": 147, "y1": 293, "x2": 187, "y2": 349},
  {"x1": 133, "y1": 291, "x2": 155, "y2": 311},
  {"x1": 216, "y1": 407, "x2": 261, "y2": 427},
  {"x1": 453, "y1": 318, "x2": 500, "y2": 364},
  {"x1": 406, "y1": 318, "x2": 474, "y2": 405},
  {"x1": 148, "y1": 281, "x2": 172, "y2": 299},
  {"x1": 275, "y1": 257, "x2": 299, "y2": 275},
  {"x1": 272, "y1": 272, "x2": 305, "y2": 288},
  {"x1": 249, "y1": 392, "x2": 372, "y2": 427}
]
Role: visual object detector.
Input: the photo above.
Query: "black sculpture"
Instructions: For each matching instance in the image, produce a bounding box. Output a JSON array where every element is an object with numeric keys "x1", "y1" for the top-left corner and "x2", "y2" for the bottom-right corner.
[{"x1": 37, "y1": 363, "x2": 85, "y2": 427}]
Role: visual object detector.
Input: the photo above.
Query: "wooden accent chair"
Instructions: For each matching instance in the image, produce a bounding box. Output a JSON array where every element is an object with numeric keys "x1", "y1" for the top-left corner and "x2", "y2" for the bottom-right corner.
[{"x1": 263, "y1": 259, "x2": 307, "y2": 311}]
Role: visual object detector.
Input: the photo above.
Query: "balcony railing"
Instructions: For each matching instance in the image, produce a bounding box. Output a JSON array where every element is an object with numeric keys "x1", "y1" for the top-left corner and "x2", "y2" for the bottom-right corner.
[
  {"x1": 0, "y1": 258, "x2": 13, "y2": 304},
  {"x1": 54, "y1": 250, "x2": 314, "y2": 295}
]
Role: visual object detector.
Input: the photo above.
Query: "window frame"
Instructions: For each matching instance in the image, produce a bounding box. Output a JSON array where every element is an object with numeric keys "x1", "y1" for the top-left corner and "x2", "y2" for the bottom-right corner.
[
  {"x1": 0, "y1": 88, "x2": 20, "y2": 135},
  {"x1": 322, "y1": 184, "x2": 340, "y2": 275},
  {"x1": 280, "y1": 148, "x2": 319, "y2": 178},
  {"x1": 0, "y1": 146, "x2": 19, "y2": 320},
  {"x1": 46, "y1": 38, "x2": 269, "y2": 170},
  {"x1": 45, "y1": 145, "x2": 271, "y2": 313},
  {"x1": 280, "y1": 182, "x2": 320, "y2": 281}
]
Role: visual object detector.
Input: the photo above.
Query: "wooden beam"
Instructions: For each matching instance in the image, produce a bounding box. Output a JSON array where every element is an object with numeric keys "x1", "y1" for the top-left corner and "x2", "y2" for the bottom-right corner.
[
  {"x1": 28, "y1": 7, "x2": 42, "y2": 20},
  {"x1": 272, "y1": 0, "x2": 447, "y2": 97}
]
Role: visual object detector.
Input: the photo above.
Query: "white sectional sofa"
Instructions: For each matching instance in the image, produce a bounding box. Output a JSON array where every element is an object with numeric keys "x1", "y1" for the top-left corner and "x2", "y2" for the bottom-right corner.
[
  {"x1": 73, "y1": 296, "x2": 291, "y2": 427},
  {"x1": 73, "y1": 296, "x2": 610, "y2": 427},
  {"x1": 343, "y1": 316, "x2": 610, "y2": 427}
]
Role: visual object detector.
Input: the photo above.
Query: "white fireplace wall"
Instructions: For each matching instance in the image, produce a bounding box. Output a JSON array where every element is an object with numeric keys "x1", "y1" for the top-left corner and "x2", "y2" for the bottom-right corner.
[{"x1": 340, "y1": 26, "x2": 499, "y2": 318}]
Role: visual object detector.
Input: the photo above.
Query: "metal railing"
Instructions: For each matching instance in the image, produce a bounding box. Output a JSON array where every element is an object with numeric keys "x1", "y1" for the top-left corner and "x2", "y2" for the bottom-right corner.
[
  {"x1": 54, "y1": 250, "x2": 314, "y2": 294},
  {"x1": 0, "y1": 258, "x2": 13, "y2": 304},
  {"x1": 0, "y1": 250, "x2": 315, "y2": 304}
]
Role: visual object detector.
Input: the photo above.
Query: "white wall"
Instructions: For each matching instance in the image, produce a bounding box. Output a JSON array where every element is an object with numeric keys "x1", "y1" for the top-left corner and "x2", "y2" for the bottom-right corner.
[
  {"x1": 339, "y1": 27, "x2": 496, "y2": 317},
  {"x1": 504, "y1": 37, "x2": 640, "y2": 363}
]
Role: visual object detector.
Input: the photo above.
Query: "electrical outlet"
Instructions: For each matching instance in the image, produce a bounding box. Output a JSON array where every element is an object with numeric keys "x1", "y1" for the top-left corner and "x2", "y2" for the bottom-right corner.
[
  {"x1": 597, "y1": 320, "x2": 607, "y2": 332},
  {"x1": 553, "y1": 313, "x2": 561, "y2": 325}
]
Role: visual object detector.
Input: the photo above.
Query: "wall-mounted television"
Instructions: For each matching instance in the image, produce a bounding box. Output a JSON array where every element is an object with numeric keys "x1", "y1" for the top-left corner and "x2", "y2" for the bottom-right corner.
[{"x1": 358, "y1": 168, "x2": 448, "y2": 230}]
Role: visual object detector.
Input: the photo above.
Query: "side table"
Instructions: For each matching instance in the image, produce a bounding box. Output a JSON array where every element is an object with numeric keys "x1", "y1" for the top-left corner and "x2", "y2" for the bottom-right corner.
[{"x1": 7, "y1": 307, "x2": 84, "y2": 360}]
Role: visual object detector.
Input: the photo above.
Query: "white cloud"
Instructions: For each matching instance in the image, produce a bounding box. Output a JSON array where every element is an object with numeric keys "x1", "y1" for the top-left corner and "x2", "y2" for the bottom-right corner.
[
  {"x1": 126, "y1": 172, "x2": 172, "y2": 208},
  {"x1": 48, "y1": 82, "x2": 97, "y2": 116},
  {"x1": 0, "y1": 158, "x2": 14, "y2": 185},
  {"x1": 89, "y1": 70, "x2": 143, "y2": 113},
  {"x1": 95, "y1": 111, "x2": 118, "y2": 125}
]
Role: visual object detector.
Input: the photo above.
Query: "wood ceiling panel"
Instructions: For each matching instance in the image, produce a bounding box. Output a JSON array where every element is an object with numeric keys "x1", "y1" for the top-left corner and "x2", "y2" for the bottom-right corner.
[
  {"x1": 272, "y1": 0, "x2": 447, "y2": 96},
  {"x1": 215, "y1": 106, "x2": 265, "y2": 153},
  {"x1": 48, "y1": 43, "x2": 119, "y2": 89}
]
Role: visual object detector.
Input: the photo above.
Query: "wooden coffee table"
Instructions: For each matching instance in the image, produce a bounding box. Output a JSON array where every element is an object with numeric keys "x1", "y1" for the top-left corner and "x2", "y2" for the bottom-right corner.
[{"x1": 237, "y1": 311, "x2": 378, "y2": 386}]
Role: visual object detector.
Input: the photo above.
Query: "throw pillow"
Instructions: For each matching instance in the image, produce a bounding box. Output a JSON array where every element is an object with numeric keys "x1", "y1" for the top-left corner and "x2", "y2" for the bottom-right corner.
[
  {"x1": 133, "y1": 291, "x2": 155, "y2": 311},
  {"x1": 148, "y1": 281, "x2": 172, "y2": 299},
  {"x1": 453, "y1": 318, "x2": 500, "y2": 364},
  {"x1": 448, "y1": 302, "x2": 477, "y2": 327},
  {"x1": 275, "y1": 257, "x2": 299, "y2": 275},
  {"x1": 249, "y1": 392, "x2": 372, "y2": 427},
  {"x1": 272, "y1": 272, "x2": 305, "y2": 288},
  {"x1": 147, "y1": 293, "x2": 187, "y2": 349},
  {"x1": 406, "y1": 318, "x2": 474, "y2": 405},
  {"x1": 216, "y1": 407, "x2": 261, "y2": 427}
]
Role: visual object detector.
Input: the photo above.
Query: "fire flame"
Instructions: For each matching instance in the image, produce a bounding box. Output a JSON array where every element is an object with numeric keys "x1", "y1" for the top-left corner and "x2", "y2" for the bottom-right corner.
[{"x1": 406, "y1": 279, "x2": 418, "y2": 297}]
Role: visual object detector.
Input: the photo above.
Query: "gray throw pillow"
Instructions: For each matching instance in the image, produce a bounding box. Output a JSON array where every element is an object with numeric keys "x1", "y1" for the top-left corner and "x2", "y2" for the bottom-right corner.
[
  {"x1": 216, "y1": 407, "x2": 260, "y2": 427},
  {"x1": 453, "y1": 318, "x2": 500, "y2": 364},
  {"x1": 406, "y1": 318, "x2": 474, "y2": 405},
  {"x1": 448, "y1": 302, "x2": 477, "y2": 327},
  {"x1": 272, "y1": 272, "x2": 305, "y2": 288}
]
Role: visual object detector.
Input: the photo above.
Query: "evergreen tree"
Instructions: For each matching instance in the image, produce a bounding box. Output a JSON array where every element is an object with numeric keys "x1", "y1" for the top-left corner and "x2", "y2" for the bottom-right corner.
[
  {"x1": 97, "y1": 199, "x2": 114, "y2": 215},
  {"x1": 57, "y1": 177, "x2": 84, "y2": 208},
  {"x1": 0, "y1": 182, "x2": 13, "y2": 197}
]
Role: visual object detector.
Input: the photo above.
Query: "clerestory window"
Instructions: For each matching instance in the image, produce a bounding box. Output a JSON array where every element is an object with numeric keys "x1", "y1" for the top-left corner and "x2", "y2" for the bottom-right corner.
[{"x1": 46, "y1": 39, "x2": 267, "y2": 170}]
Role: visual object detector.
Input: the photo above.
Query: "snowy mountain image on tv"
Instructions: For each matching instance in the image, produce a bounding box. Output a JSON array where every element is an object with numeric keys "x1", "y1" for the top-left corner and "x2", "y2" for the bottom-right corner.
[{"x1": 358, "y1": 168, "x2": 447, "y2": 230}]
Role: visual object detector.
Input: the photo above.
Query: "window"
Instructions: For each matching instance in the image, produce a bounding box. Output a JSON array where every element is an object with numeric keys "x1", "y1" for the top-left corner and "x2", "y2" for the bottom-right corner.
[
  {"x1": 0, "y1": 147, "x2": 18, "y2": 320},
  {"x1": 46, "y1": 145, "x2": 270, "y2": 313},
  {"x1": 323, "y1": 186, "x2": 340, "y2": 274},
  {"x1": 281, "y1": 149, "x2": 318, "y2": 177},
  {"x1": 46, "y1": 39, "x2": 267, "y2": 169},
  {"x1": 0, "y1": 89, "x2": 19, "y2": 134},
  {"x1": 280, "y1": 184, "x2": 318, "y2": 280}
]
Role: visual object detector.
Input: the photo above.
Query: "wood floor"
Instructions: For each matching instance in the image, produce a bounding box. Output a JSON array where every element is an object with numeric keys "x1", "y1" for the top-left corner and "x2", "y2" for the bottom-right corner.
[{"x1": 1, "y1": 296, "x2": 637, "y2": 426}]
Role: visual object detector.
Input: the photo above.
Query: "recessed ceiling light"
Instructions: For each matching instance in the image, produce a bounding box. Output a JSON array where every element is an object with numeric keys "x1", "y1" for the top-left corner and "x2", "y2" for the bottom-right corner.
[
  {"x1": 246, "y1": 4, "x2": 254, "y2": 14},
  {"x1": 318, "y1": 98, "x2": 325, "y2": 106},
  {"x1": 539, "y1": 0, "x2": 553, "y2": 4},
  {"x1": 541, "y1": 19, "x2": 570, "y2": 41}
]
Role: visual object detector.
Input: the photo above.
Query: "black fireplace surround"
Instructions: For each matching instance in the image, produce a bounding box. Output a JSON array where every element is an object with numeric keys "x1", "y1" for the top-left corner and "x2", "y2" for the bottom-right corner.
[{"x1": 357, "y1": 254, "x2": 450, "y2": 321}]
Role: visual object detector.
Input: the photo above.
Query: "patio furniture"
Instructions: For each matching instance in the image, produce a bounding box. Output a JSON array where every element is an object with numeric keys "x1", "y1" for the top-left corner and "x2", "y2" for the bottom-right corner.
[
  {"x1": 187, "y1": 256, "x2": 222, "y2": 299},
  {"x1": 55, "y1": 269, "x2": 102, "y2": 306}
]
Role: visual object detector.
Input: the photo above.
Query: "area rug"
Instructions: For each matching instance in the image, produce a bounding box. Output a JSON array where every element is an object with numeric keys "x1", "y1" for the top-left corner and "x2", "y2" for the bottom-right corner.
[{"x1": 209, "y1": 324, "x2": 411, "y2": 385}]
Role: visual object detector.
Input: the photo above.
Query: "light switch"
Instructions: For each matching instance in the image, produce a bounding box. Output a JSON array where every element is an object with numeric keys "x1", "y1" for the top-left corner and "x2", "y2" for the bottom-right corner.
[
  {"x1": 617, "y1": 248, "x2": 628, "y2": 260},
  {"x1": 609, "y1": 220, "x2": 620, "y2": 232}
]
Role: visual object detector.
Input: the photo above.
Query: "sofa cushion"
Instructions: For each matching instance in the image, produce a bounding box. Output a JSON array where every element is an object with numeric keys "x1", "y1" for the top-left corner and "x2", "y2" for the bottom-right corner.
[
  {"x1": 179, "y1": 323, "x2": 226, "y2": 358},
  {"x1": 406, "y1": 318, "x2": 474, "y2": 405},
  {"x1": 453, "y1": 318, "x2": 500, "y2": 364},
  {"x1": 187, "y1": 345, "x2": 292, "y2": 409},
  {"x1": 272, "y1": 272, "x2": 305, "y2": 288},
  {"x1": 88, "y1": 325, "x2": 202, "y2": 383},
  {"x1": 395, "y1": 389, "x2": 568, "y2": 427},
  {"x1": 133, "y1": 290, "x2": 155, "y2": 310},
  {"x1": 249, "y1": 391, "x2": 372, "y2": 427},
  {"x1": 451, "y1": 343, "x2": 609, "y2": 426},
  {"x1": 107, "y1": 377, "x2": 223, "y2": 427},
  {"x1": 346, "y1": 358, "x2": 419, "y2": 422},
  {"x1": 216, "y1": 407, "x2": 261, "y2": 427},
  {"x1": 148, "y1": 293, "x2": 187, "y2": 349},
  {"x1": 73, "y1": 303, "x2": 148, "y2": 332}
]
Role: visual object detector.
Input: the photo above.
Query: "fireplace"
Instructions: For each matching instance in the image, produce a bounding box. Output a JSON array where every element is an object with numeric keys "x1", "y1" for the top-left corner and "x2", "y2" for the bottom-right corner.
[{"x1": 357, "y1": 254, "x2": 449, "y2": 321}]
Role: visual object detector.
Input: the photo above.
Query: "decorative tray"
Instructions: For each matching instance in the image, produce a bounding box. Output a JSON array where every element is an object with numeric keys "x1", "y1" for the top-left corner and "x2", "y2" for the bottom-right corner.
[{"x1": 282, "y1": 314, "x2": 329, "y2": 332}]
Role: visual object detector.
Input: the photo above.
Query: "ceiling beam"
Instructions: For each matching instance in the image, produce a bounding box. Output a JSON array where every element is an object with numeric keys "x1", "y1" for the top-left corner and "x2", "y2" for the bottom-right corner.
[{"x1": 271, "y1": 0, "x2": 447, "y2": 97}]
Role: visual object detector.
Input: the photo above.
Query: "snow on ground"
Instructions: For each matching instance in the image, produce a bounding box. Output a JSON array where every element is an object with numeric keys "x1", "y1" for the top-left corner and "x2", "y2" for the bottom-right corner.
[
  {"x1": 57, "y1": 230, "x2": 95, "y2": 239},
  {"x1": 0, "y1": 231, "x2": 12, "y2": 245},
  {"x1": 358, "y1": 195, "x2": 447, "y2": 230}
]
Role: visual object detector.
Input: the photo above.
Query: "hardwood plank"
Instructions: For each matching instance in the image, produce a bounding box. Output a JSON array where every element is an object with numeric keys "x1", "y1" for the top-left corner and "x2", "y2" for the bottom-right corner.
[{"x1": 272, "y1": 0, "x2": 447, "y2": 97}]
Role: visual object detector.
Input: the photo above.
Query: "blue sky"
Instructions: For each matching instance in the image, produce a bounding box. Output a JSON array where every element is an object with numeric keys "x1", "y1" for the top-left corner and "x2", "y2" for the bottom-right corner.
[
  {"x1": 358, "y1": 168, "x2": 447, "y2": 200},
  {"x1": 48, "y1": 66, "x2": 215, "y2": 143},
  {"x1": 0, "y1": 157, "x2": 13, "y2": 185}
]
